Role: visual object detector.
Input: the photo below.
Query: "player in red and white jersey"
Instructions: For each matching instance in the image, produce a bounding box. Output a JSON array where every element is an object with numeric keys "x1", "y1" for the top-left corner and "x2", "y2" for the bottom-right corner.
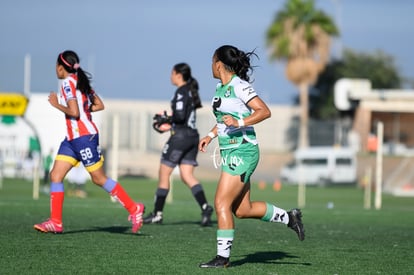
[
  {"x1": 34, "y1": 50, "x2": 145, "y2": 234},
  {"x1": 59, "y1": 73, "x2": 98, "y2": 140}
]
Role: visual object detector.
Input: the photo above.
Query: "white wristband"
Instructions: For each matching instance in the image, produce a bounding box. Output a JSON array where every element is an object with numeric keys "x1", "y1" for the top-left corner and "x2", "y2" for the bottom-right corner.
[
  {"x1": 207, "y1": 132, "x2": 216, "y2": 139},
  {"x1": 238, "y1": 119, "x2": 245, "y2": 127}
]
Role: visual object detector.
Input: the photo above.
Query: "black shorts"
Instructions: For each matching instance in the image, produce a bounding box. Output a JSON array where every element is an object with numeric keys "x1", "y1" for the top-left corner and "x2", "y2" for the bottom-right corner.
[{"x1": 161, "y1": 128, "x2": 199, "y2": 168}]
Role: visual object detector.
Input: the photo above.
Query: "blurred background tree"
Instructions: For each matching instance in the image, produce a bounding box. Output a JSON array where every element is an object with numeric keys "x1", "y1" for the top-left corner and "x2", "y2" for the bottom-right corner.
[
  {"x1": 309, "y1": 48, "x2": 403, "y2": 120},
  {"x1": 266, "y1": 0, "x2": 339, "y2": 148}
]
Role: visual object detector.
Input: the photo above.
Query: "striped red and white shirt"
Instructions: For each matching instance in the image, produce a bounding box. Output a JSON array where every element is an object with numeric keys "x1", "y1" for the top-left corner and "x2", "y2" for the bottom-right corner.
[{"x1": 59, "y1": 74, "x2": 99, "y2": 140}]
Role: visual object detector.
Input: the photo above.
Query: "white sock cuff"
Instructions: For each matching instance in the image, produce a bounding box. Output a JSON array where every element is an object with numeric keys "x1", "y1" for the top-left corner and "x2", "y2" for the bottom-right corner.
[{"x1": 271, "y1": 205, "x2": 289, "y2": 224}]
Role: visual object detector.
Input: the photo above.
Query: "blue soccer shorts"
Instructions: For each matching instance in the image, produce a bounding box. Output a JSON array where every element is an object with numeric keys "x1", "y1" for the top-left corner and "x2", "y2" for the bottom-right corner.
[{"x1": 55, "y1": 134, "x2": 104, "y2": 172}]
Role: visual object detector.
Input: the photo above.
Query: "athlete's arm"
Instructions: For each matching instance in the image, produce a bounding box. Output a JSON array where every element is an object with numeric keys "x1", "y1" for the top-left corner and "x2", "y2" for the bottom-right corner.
[
  {"x1": 222, "y1": 96, "x2": 271, "y2": 128},
  {"x1": 199, "y1": 125, "x2": 217, "y2": 152},
  {"x1": 48, "y1": 92, "x2": 80, "y2": 118},
  {"x1": 89, "y1": 92, "x2": 105, "y2": 112},
  {"x1": 170, "y1": 88, "x2": 187, "y2": 124},
  {"x1": 244, "y1": 96, "x2": 271, "y2": 125}
]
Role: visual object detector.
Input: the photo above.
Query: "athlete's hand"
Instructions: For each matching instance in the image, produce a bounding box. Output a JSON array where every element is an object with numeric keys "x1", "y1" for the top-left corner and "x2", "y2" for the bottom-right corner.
[
  {"x1": 48, "y1": 92, "x2": 59, "y2": 108},
  {"x1": 222, "y1": 115, "x2": 236, "y2": 127},
  {"x1": 199, "y1": 136, "x2": 211, "y2": 153}
]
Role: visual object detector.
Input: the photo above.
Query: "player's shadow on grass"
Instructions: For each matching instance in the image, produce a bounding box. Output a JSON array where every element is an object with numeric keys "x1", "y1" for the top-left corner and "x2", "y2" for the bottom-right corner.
[
  {"x1": 64, "y1": 226, "x2": 147, "y2": 235},
  {"x1": 231, "y1": 251, "x2": 311, "y2": 267},
  {"x1": 161, "y1": 220, "x2": 217, "y2": 227},
  {"x1": 64, "y1": 220, "x2": 217, "y2": 234}
]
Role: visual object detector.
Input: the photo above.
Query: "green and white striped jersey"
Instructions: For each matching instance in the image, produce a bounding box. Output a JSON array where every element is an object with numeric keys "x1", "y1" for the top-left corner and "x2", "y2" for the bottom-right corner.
[{"x1": 211, "y1": 75, "x2": 258, "y2": 150}]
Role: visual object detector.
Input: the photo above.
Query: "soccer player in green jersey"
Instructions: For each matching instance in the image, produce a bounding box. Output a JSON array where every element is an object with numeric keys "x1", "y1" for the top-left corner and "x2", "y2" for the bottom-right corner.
[{"x1": 198, "y1": 45, "x2": 305, "y2": 268}]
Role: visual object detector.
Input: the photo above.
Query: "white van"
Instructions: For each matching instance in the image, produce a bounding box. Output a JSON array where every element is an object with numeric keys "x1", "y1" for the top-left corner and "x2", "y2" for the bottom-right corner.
[{"x1": 280, "y1": 146, "x2": 357, "y2": 186}]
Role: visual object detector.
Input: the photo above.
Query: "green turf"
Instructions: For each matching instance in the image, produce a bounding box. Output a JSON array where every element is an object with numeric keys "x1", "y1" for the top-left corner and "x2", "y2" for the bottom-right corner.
[{"x1": 0, "y1": 177, "x2": 413, "y2": 274}]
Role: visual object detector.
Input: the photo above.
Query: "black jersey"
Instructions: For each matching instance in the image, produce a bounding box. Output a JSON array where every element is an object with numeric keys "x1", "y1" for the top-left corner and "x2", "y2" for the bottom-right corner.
[
  {"x1": 170, "y1": 84, "x2": 197, "y2": 131},
  {"x1": 162, "y1": 84, "x2": 199, "y2": 167}
]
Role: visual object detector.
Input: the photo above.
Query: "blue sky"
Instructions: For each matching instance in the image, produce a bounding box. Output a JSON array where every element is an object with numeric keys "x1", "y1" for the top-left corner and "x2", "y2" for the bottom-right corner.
[{"x1": 0, "y1": 0, "x2": 413, "y2": 104}]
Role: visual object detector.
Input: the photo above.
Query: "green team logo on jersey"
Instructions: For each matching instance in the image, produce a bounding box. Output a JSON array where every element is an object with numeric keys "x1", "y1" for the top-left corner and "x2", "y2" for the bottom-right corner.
[{"x1": 211, "y1": 76, "x2": 258, "y2": 150}]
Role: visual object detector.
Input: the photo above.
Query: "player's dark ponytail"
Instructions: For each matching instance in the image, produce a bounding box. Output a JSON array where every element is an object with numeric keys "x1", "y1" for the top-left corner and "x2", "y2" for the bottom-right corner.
[
  {"x1": 57, "y1": 50, "x2": 92, "y2": 95},
  {"x1": 76, "y1": 68, "x2": 92, "y2": 95},
  {"x1": 187, "y1": 77, "x2": 202, "y2": 109},
  {"x1": 173, "y1": 63, "x2": 202, "y2": 109},
  {"x1": 214, "y1": 45, "x2": 258, "y2": 83}
]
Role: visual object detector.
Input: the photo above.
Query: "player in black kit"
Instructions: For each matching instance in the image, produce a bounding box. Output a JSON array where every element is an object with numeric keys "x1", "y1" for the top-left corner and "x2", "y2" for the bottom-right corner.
[{"x1": 144, "y1": 63, "x2": 213, "y2": 226}]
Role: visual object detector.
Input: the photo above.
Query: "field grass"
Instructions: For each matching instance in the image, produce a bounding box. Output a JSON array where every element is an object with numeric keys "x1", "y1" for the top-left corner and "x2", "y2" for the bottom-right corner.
[{"x1": 0, "y1": 177, "x2": 413, "y2": 274}]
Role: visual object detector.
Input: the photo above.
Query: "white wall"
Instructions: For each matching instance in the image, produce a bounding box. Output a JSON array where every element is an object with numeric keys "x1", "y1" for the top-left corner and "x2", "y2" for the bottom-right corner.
[{"x1": 1, "y1": 93, "x2": 298, "y2": 179}]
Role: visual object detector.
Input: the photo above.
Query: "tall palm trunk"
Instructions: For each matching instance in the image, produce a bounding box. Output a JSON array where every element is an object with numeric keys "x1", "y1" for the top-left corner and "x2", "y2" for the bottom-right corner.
[{"x1": 298, "y1": 82, "x2": 309, "y2": 148}]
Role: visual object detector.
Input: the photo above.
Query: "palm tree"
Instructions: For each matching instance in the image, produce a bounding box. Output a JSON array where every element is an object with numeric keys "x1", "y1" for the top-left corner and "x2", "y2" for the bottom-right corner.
[{"x1": 266, "y1": 0, "x2": 339, "y2": 148}]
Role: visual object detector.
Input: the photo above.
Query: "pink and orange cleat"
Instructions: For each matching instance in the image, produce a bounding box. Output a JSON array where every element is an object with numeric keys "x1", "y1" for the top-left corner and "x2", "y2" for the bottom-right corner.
[
  {"x1": 128, "y1": 203, "x2": 145, "y2": 233},
  {"x1": 34, "y1": 219, "x2": 63, "y2": 234}
]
